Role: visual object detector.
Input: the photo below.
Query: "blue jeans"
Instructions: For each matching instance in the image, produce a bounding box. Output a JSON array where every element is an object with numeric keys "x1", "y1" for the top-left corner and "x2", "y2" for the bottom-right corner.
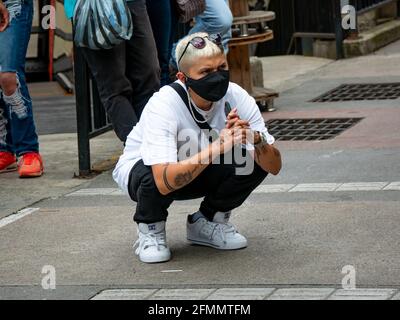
[
  {"x1": 147, "y1": 0, "x2": 178, "y2": 87},
  {"x1": 170, "y1": 0, "x2": 233, "y2": 69},
  {"x1": 0, "y1": 0, "x2": 39, "y2": 156}
]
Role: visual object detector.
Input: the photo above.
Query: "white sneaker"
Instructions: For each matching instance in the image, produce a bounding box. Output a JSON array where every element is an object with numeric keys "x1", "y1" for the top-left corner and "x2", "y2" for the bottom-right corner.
[
  {"x1": 187, "y1": 211, "x2": 248, "y2": 250},
  {"x1": 133, "y1": 221, "x2": 171, "y2": 263}
]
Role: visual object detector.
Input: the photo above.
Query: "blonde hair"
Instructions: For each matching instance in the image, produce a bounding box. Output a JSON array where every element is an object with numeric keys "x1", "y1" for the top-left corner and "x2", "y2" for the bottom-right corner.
[{"x1": 176, "y1": 32, "x2": 224, "y2": 72}]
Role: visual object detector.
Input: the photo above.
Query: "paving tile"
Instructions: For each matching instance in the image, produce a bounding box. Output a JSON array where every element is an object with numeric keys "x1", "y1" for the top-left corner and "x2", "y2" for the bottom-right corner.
[
  {"x1": 336, "y1": 182, "x2": 388, "y2": 191},
  {"x1": 109, "y1": 189, "x2": 125, "y2": 196},
  {"x1": 254, "y1": 184, "x2": 295, "y2": 193},
  {"x1": 328, "y1": 289, "x2": 397, "y2": 300},
  {"x1": 66, "y1": 188, "x2": 117, "y2": 196},
  {"x1": 149, "y1": 289, "x2": 215, "y2": 300},
  {"x1": 66, "y1": 181, "x2": 400, "y2": 197},
  {"x1": 267, "y1": 288, "x2": 335, "y2": 300},
  {"x1": 289, "y1": 183, "x2": 341, "y2": 192},
  {"x1": 91, "y1": 289, "x2": 157, "y2": 300},
  {"x1": 206, "y1": 288, "x2": 275, "y2": 300},
  {"x1": 383, "y1": 181, "x2": 400, "y2": 191},
  {"x1": 390, "y1": 291, "x2": 400, "y2": 300}
]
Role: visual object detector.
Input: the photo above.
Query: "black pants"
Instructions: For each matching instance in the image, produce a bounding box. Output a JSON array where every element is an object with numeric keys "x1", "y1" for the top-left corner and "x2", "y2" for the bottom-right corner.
[
  {"x1": 82, "y1": 0, "x2": 160, "y2": 142},
  {"x1": 128, "y1": 151, "x2": 268, "y2": 223},
  {"x1": 146, "y1": 0, "x2": 178, "y2": 86}
]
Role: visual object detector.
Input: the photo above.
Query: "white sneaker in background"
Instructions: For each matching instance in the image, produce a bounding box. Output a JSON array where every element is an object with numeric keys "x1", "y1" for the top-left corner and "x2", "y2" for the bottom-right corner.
[
  {"x1": 186, "y1": 211, "x2": 248, "y2": 250},
  {"x1": 134, "y1": 221, "x2": 171, "y2": 263}
]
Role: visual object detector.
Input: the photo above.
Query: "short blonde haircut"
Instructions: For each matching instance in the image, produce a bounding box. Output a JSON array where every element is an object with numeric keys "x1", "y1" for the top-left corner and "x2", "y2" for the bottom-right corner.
[{"x1": 176, "y1": 32, "x2": 224, "y2": 72}]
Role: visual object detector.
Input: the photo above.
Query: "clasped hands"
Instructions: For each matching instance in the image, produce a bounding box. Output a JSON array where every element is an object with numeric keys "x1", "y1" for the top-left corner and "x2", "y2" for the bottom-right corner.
[{"x1": 217, "y1": 108, "x2": 258, "y2": 153}]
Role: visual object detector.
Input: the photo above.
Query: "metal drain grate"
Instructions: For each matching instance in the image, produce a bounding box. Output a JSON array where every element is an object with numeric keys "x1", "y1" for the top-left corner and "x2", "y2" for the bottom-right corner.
[
  {"x1": 265, "y1": 118, "x2": 363, "y2": 141},
  {"x1": 311, "y1": 83, "x2": 400, "y2": 102}
]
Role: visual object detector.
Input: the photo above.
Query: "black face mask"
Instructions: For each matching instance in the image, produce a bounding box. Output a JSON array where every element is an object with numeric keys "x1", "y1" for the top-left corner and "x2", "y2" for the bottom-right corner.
[{"x1": 185, "y1": 70, "x2": 230, "y2": 102}]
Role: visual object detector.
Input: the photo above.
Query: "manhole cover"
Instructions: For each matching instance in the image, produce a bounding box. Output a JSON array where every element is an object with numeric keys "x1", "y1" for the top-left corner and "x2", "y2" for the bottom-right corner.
[
  {"x1": 311, "y1": 83, "x2": 400, "y2": 102},
  {"x1": 265, "y1": 118, "x2": 363, "y2": 141}
]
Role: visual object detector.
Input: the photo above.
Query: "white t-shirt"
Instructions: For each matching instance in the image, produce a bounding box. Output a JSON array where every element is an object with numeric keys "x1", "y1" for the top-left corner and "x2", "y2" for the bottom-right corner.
[{"x1": 113, "y1": 80, "x2": 275, "y2": 193}]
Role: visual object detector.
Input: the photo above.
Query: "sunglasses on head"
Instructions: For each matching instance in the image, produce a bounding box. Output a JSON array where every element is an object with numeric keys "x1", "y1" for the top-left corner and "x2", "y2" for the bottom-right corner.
[{"x1": 178, "y1": 34, "x2": 223, "y2": 65}]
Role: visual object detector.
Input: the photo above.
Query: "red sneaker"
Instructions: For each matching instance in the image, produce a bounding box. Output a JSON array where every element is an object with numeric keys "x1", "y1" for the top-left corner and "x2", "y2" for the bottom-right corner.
[
  {"x1": 0, "y1": 152, "x2": 17, "y2": 173},
  {"x1": 18, "y1": 152, "x2": 44, "y2": 178}
]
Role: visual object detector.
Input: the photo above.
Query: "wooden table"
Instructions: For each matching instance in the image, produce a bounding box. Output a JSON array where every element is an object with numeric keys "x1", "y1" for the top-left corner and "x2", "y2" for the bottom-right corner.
[{"x1": 228, "y1": 0, "x2": 279, "y2": 111}]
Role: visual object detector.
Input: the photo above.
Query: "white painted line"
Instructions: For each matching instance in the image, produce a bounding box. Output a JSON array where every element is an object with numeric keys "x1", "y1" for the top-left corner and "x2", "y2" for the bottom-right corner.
[
  {"x1": 150, "y1": 289, "x2": 215, "y2": 300},
  {"x1": 66, "y1": 188, "x2": 118, "y2": 196},
  {"x1": 161, "y1": 270, "x2": 183, "y2": 273},
  {"x1": 66, "y1": 181, "x2": 400, "y2": 197},
  {"x1": 0, "y1": 208, "x2": 40, "y2": 229},
  {"x1": 268, "y1": 288, "x2": 335, "y2": 300},
  {"x1": 383, "y1": 182, "x2": 400, "y2": 191},
  {"x1": 254, "y1": 184, "x2": 295, "y2": 193},
  {"x1": 90, "y1": 287, "x2": 400, "y2": 300},
  {"x1": 289, "y1": 183, "x2": 342, "y2": 192},
  {"x1": 91, "y1": 289, "x2": 157, "y2": 300},
  {"x1": 391, "y1": 292, "x2": 400, "y2": 300},
  {"x1": 206, "y1": 288, "x2": 275, "y2": 300},
  {"x1": 109, "y1": 189, "x2": 125, "y2": 196},
  {"x1": 336, "y1": 182, "x2": 389, "y2": 191},
  {"x1": 329, "y1": 289, "x2": 397, "y2": 300}
]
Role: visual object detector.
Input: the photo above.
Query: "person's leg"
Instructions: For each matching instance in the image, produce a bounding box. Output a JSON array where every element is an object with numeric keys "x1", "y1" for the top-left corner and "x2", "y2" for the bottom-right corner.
[
  {"x1": 125, "y1": 0, "x2": 160, "y2": 118},
  {"x1": 199, "y1": 152, "x2": 268, "y2": 220},
  {"x1": 0, "y1": 0, "x2": 39, "y2": 157},
  {"x1": 81, "y1": 43, "x2": 138, "y2": 143},
  {"x1": 127, "y1": 160, "x2": 173, "y2": 263},
  {"x1": 170, "y1": 0, "x2": 233, "y2": 68},
  {"x1": 189, "y1": 0, "x2": 233, "y2": 52},
  {"x1": 146, "y1": 0, "x2": 173, "y2": 87},
  {"x1": 128, "y1": 152, "x2": 267, "y2": 258},
  {"x1": 0, "y1": 97, "x2": 17, "y2": 173},
  {"x1": 0, "y1": 96, "x2": 12, "y2": 154},
  {"x1": 128, "y1": 160, "x2": 176, "y2": 224},
  {"x1": 128, "y1": 151, "x2": 267, "y2": 224},
  {"x1": 167, "y1": 0, "x2": 179, "y2": 83},
  {"x1": 183, "y1": 150, "x2": 266, "y2": 250}
]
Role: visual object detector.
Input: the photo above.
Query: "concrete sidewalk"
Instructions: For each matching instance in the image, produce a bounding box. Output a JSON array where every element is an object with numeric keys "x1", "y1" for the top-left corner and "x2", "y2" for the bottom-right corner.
[
  {"x1": 1, "y1": 41, "x2": 400, "y2": 300},
  {"x1": 0, "y1": 131, "x2": 123, "y2": 220}
]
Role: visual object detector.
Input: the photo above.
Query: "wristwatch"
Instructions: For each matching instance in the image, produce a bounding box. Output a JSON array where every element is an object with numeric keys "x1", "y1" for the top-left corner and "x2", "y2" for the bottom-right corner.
[{"x1": 254, "y1": 131, "x2": 268, "y2": 146}]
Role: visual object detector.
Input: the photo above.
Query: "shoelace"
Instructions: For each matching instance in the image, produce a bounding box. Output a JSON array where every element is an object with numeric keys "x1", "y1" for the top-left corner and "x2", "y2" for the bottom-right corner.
[
  {"x1": 201, "y1": 220, "x2": 237, "y2": 244},
  {"x1": 19, "y1": 153, "x2": 39, "y2": 166},
  {"x1": 133, "y1": 231, "x2": 167, "y2": 255}
]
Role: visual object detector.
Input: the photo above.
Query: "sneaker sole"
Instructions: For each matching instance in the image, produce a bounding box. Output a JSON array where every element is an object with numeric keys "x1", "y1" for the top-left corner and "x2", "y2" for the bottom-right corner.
[
  {"x1": 0, "y1": 163, "x2": 18, "y2": 173},
  {"x1": 138, "y1": 255, "x2": 171, "y2": 264},
  {"x1": 19, "y1": 170, "x2": 44, "y2": 178},
  {"x1": 187, "y1": 238, "x2": 247, "y2": 250}
]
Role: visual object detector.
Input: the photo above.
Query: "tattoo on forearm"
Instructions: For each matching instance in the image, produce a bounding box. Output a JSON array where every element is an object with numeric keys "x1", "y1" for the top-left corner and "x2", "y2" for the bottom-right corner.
[
  {"x1": 163, "y1": 165, "x2": 175, "y2": 192},
  {"x1": 174, "y1": 167, "x2": 199, "y2": 187},
  {"x1": 174, "y1": 172, "x2": 193, "y2": 187}
]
